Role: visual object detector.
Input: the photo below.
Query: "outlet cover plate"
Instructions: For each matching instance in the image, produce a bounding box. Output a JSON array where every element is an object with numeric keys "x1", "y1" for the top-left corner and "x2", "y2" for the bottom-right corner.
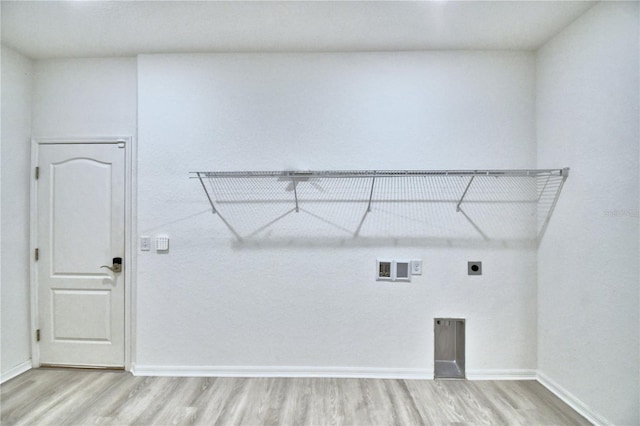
[
  {"x1": 140, "y1": 236, "x2": 151, "y2": 251},
  {"x1": 468, "y1": 261, "x2": 482, "y2": 275},
  {"x1": 411, "y1": 260, "x2": 423, "y2": 275}
]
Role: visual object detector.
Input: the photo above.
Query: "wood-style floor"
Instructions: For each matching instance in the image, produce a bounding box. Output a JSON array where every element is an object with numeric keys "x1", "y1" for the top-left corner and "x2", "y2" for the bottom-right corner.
[{"x1": 1, "y1": 369, "x2": 589, "y2": 425}]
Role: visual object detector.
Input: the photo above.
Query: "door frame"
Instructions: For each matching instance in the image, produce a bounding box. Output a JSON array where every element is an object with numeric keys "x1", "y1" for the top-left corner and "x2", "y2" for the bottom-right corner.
[{"x1": 30, "y1": 136, "x2": 136, "y2": 370}]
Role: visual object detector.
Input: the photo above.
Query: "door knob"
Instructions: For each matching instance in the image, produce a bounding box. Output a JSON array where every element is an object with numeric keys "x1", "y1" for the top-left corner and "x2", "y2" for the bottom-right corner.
[{"x1": 100, "y1": 257, "x2": 122, "y2": 273}]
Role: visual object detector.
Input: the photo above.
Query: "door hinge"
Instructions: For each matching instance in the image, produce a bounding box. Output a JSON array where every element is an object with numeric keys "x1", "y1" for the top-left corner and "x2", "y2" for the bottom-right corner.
[
  {"x1": 35, "y1": 167, "x2": 40, "y2": 180},
  {"x1": 36, "y1": 329, "x2": 41, "y2": 342},
  {"x1": 35, "y1": 248, "x2": 39, "y2": 261}
]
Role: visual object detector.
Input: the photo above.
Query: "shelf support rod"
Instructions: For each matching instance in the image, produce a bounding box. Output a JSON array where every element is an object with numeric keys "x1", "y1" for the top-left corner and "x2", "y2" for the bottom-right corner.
[
  {"x1": 197, "y1": 172, "x2": 217, "y2": 214},
  {"x1": 366, "y1": 176, "x2": 376, "y2": 212},
  {"x1": 538, "y1": 169, "x2": 570, "y2": 243},
  {"x1": 456, "y1": 176, "x2": 475, "y2": 212},
  {"x1": 355, "y1": 176, "x2": 377, "y2": 237},
  {"x1": 537, "y1": 173, "x2": 552, "y2": 202},
  {"x1": 292, "y1": 176, "x2": 300, "y2": 212}
]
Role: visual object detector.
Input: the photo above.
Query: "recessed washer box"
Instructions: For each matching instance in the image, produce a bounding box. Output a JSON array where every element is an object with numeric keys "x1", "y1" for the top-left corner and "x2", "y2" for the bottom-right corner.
[{"x1": 434, "y1": 318, "x2": 465, "y2": 379}]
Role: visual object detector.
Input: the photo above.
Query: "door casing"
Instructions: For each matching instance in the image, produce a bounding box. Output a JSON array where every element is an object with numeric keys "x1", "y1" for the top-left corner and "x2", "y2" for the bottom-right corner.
[{"x1": 30, "y1": 137, "x2": 136, "y2": 370}]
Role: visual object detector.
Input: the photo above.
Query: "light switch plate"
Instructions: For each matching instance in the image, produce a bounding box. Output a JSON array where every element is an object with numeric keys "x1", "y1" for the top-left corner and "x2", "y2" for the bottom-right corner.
[
  {"x1": 140, "y1": 236, "x2": 151, "y2": 251},
  {"x1": 156, "y1": 235, "x2": 170, "y2": 251}
]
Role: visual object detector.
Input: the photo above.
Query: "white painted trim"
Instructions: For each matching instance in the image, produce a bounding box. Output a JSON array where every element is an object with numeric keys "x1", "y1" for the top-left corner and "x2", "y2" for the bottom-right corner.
[
  {"x1": 29, "y1": 139, "x2": 40, "y2": 367},
  {"x1": 132, "y1": 365, "x2": 433, "y2": 380},
  {"x1": 1, "y1": 360, "x2": 32, "y2": 384},
  {"x1": 29, "y1": 137, "x2": 135, "y2": 371},
  {"x1": 132, "y1": 366, "x2": 539, "y2": 381},
  {"x1": 537, "y1": 371, "x2": 609, "y2": 426},
  {"x1": 466, "y1": 369, "x2": 537, "y2": 380},
  {"x1": 32, "y1": 136, "x2": 127, "y2": 144},
  {"x1": 124, "y1": 135, "x2": 137, "y2": 373}
]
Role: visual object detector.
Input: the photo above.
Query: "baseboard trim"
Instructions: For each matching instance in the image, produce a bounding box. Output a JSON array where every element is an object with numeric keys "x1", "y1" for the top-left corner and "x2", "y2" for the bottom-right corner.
[
  {"x1": 466, "y1": 369, "x2": 537, "y2": 380},
  {"x1": 537, "y1": 371, "x2": 608, "y2": 426},
  {"x1": 132, "y1": 365, "x2": 433, "y2": 379},
  {"x1": 132, "y1": 366, "x2": 538, "y2": 380},
  {"x1": 1, "y1": 360, "x2": 32, "y2": 384}
]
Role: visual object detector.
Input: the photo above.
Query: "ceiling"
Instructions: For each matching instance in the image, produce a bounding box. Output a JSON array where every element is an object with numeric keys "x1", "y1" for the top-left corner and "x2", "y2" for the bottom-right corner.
[{"x1": 1, "y1": 1, "x2": 597, "y2": 59}]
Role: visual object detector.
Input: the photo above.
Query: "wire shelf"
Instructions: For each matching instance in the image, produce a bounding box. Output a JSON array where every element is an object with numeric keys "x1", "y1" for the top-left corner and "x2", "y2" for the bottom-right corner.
[{"x1": 191, "y1": 168, "x2": 569, "y2": 242}]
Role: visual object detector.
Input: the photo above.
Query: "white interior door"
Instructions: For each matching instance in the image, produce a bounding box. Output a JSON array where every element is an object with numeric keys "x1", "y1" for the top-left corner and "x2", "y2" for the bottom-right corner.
[{"x1": 37, "y1": 142, "x2": 125, "y2": 367}]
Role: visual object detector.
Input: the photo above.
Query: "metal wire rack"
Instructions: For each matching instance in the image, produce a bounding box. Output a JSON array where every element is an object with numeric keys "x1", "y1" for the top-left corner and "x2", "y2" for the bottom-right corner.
[{"x1": 190, "y1": 168, "x2": 569, "y2": 242}]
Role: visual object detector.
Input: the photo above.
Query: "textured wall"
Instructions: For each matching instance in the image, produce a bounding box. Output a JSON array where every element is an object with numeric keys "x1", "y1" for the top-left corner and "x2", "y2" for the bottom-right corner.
[
  {"x1": 537, "y1": 2, "x2": 640, "y2": 424},
  {"x1": 32, "y1": 58, "x2": 137, "y2": 138},
  {"x1": 136, "y1": 51, "x2": 538, "y2": 374},
  {"x1": 1, "y1": 46, "x2": 33, "y2": 380}
]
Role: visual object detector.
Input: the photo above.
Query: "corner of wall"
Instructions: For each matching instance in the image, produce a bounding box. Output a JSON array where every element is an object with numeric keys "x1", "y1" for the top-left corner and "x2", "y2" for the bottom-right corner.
[
  {"x1": 1, "y1": 44, "x2": 34, "y2": 380},
  {"x1": 534, "y1": 2, "x2": 640, "y2": 425}
]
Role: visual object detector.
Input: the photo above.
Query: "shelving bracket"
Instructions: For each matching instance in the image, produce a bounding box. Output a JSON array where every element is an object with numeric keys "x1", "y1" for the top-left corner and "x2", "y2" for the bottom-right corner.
[
  {"x1": 196, "y1": 172, "x2": 217, "y2": 214},
  {"x1": 456, "y1": 175, "x2": 475, "y2": 212}
]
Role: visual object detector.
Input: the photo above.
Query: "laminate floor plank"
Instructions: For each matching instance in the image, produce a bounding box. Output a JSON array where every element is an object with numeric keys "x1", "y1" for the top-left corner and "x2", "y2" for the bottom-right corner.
[
  {"x1": 523, "y1": 381, "x2": 590, "y2": 425},
  {"x1": 336, "y1": 379, "x2": 368, "y2": 425},
  {"x1": 357, "y1": 377, "x2": 390, "y2": 424},
  {"x1": 320, "y1": 378, "x2": 342, "y2": 425},
  {"x1": 445, "y1": 380, "x2": 502, "y2": 424},
  {"x1": 266, "y1": 378, "x2": 291, "y2": 425},
  {"x1": 63, "y1": 371, "x2": 138, "y2": 425},
  {"x1": 8, "y1": 370, "x2": 99, "y2": 426},
  {"x1": 1, "y1": 369, "x2": 590, "y2": 426},
  {"x1": 408, "y1": 379, "x2": 467, "y2": 424},
  {"x1": 143, "y1": 377, "x2": 205, "y2": 425},
  {"x1": 474, "y1": 381, "x2": 528, "y2": 425},
  {"x1": 34, "y1": 371, "x2": 121, "y2": 426},
  {"x1": 189, "y1": 377, "x2": 238, "y2": 425},
  {"x1": 212, "y1": 377, "x2": 253, "y2": 426},
  {"x1": 98, "y1": 375, "x2": 158, "y2": 424},
  {"x1": 278, "y1": 377, "x2": 310, "y2": 425},
  {"x1": 230, "y1": 378, "x2": 275, "y2": 426},
  {"x1": 1, "y1": 369, "x2": 67, "y2": 413},
  {"x1": 123, "y1": 376, "x2": 185, "y2": 425},
  {"x1": 383, "y1": 379, "x2": 425, "y2": 425}
]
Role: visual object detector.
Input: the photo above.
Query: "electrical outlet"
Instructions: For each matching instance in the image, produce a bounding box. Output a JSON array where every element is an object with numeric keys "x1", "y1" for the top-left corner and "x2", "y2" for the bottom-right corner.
[
  {"x1": 411, "y1": 260, "x2": 423, "y2": 275},
  {"x1": 468, "y1": 261, "x2": 482, "y2": 275}
]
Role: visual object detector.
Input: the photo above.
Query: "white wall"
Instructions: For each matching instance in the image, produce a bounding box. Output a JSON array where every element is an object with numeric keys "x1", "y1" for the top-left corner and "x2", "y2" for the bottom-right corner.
[
  {"x1": 537, "y1": 2, "x2": 639, "y2": 425},
  {"x1": 1, "y1": 46, "x2": 33, "y2": 380},
  {"x1": 30, "y1": 57, "x2": 137, "y2": 368},
  {"x1": 32, "y1": 58, "x2": 137, "y2": 137},
  {"x1": 136, "y1": 52, "x2": 539, "y2": 375}
]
